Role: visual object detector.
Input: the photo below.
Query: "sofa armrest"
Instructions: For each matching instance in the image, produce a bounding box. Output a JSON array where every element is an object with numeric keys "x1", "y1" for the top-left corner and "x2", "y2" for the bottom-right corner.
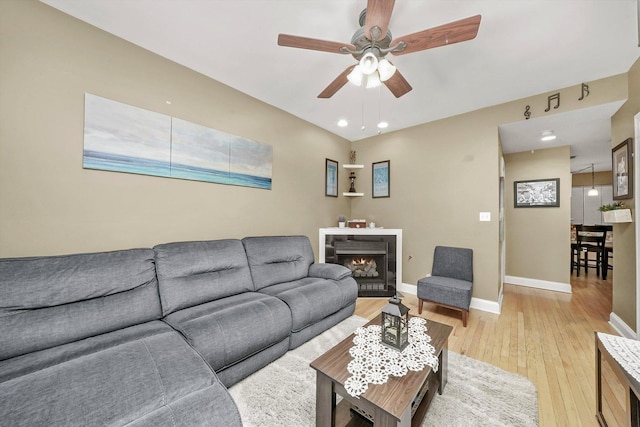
[{"x1": 308, "y1": 263, "x2": 352, "y2": 281}]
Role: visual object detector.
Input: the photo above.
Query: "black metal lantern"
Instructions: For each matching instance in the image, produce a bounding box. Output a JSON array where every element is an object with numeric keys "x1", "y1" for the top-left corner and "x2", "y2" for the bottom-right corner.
[{"x1": 381, "y1": 296, "x2": 410, "y2": 351}]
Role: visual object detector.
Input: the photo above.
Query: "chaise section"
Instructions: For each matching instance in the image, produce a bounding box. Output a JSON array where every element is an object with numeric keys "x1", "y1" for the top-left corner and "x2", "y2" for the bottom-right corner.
[
  {"x1": 0, "y1": 322, "x2": 241, "y2": 426},
  {"x1": 0, "y1": 248, "x2": 241, "y2": 426},
  {"x1": 242, "y1": 235, "x2": 358, "y2": 349},
  {"x1": 154, "y1": 239, "x2": 292, "y2": 387}
]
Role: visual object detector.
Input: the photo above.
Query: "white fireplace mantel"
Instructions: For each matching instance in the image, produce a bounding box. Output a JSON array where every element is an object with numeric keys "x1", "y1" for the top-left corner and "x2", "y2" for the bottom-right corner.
[{"x1": 319, "y1": 228, "x2": 403, "y2": 295}]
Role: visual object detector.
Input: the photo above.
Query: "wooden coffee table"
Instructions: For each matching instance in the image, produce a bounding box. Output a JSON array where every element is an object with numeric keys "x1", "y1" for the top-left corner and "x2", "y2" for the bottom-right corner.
[{"x1": 311, "y1": 315, "x2": 453, "y2": 427}]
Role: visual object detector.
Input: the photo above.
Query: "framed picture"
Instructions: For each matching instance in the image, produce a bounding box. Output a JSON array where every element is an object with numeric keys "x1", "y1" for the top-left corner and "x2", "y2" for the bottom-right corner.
[
  {"x1": 514, "y1": 178, "x2": 559, "y2": 208},
  {"x1": 372, "y1": 160, "x2": 390, "y2": 198},
  {"x1": 612, "y1": 138, "x2": 633, "y2": 200},
  {"x1": 325, "y1": 158, "x2": 338, "y2": 197}
]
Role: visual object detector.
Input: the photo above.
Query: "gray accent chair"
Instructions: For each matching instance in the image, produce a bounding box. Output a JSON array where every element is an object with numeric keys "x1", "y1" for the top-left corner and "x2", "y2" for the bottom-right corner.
[{"x1": 417, "y1": 246, "x2": 473, "y2": 327}]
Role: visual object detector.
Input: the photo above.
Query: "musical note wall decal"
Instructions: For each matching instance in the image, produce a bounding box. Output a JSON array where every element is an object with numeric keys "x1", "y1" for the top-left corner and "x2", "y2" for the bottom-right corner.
[{"x1": 545, "y1": 93, "x2": 560, "y2": 112}]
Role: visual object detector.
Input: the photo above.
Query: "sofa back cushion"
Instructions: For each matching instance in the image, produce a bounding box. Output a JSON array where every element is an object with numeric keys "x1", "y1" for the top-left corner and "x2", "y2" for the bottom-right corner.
[
  {"x1": 242, "y1": 236, "x2": 314, "y2": 290},
  {"x1": 0, "y1": 249, "x2": 161, "y2": 360},
  {"x1": 154, "y1": 239, "x2": 254, "y2": 316}
]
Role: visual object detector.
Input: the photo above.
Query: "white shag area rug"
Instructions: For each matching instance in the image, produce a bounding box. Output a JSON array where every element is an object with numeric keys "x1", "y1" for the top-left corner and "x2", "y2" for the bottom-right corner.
[{"x1": 229, "y1": 316, "x2": 538, "y2": 427}]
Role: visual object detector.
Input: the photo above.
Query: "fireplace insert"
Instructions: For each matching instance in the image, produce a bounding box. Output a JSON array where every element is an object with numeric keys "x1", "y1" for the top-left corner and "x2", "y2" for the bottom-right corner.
[{"x1": 333, "y1": 240, "x2": 394, "y2": 297}]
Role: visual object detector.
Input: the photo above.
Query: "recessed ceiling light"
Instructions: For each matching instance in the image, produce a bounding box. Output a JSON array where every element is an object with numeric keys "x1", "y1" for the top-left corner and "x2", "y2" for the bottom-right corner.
[
  {"x1": 540, "y1": 130, "x2": 556, "y2": 141},
  {"x1": 337, "y1": 119, "x2": 348, "y2": 127},
  {"x1": 377, "y1": 121, "x2": 389, "y2": 129},
  {"x1": 165, "y1": 100, "x2": 172, "y2": 105}
]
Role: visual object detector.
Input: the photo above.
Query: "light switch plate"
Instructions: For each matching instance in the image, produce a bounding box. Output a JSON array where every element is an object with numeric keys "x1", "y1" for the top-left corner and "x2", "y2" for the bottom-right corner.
[{"x1": 479, "y1": 212, "x2": 491, "y2": 222}]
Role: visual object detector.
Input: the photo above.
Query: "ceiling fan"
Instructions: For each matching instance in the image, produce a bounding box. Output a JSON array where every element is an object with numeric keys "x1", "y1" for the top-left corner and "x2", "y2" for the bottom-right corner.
[{"x1": 277, "y1": 0, "x2": 481, "y2": 98}]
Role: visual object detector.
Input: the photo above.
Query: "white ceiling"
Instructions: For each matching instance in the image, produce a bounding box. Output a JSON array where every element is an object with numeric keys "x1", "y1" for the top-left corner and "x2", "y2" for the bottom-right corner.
[{"x1": 41, "y1": 0, "x2": 640, "y2": 171}]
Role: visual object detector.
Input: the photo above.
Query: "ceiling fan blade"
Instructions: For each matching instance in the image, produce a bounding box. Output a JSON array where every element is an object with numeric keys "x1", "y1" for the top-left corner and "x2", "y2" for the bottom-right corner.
[
  {"x1": 365, "y1": 0, "x2": 396, "y2": 41},
  {"x1": 390, "y1": 15, "x2": 481, "y2": 56},
  {"x1": 278, "y1": 34, "x2": 355, "y2": 54},
  {"x1": 383, "y1": 69, "x2": 412, "y2": 98},
  {"x1": 318, "y1": 65, "x2": 356, "y2": 98}
]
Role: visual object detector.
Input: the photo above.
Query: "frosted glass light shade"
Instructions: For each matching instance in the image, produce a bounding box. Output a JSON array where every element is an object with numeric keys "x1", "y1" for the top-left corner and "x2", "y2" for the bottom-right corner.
[
  {"x1": 359, "y1": 52, "x2": 379, "y2": 75},
  {"x1": 588, "y1": 187, "x2": 599, "y2": 196},
  {"x1": 377, "y1": 59, "x2": 396, "y2": 81},
  {"x1": 365, "y1": 73, "x2": 381, "y2": 88},
  {"x1": 347, "y1": 65, "x2": 364, "y2": 86}
]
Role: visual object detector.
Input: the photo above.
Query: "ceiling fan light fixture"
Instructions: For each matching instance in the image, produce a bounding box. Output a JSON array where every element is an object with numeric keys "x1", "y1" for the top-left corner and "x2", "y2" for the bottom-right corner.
[
  {"x1": 377, "y1": 59, "x2": 396, "y2": 82},
  {"x1": 359, "y1": 51, "x2": 379, "y2": 75},
  {"x1": 347, "y1": 65, "x2": 364, "y2": 86},
  {"x1": 365, "y1": 73, "x2": 381, "y2": 88}
]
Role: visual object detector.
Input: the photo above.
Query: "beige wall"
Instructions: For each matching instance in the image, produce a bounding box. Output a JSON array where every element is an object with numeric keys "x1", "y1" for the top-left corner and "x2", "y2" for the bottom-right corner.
[
  {"x1": 0, "y1": 0, "x2": 353, "y2": 258},
  {"x1": 504, "y1": 147, "x2": 571, "y2": 283},
  {"x1": 610, "y1": 57, "x2": 639, "y2": 332},
  {"x1": 352, "y1": 75, "x2": 628, "y2": 303},
  {"x1": 351, "y1": 112, "x2": 501, "y2": 301}
]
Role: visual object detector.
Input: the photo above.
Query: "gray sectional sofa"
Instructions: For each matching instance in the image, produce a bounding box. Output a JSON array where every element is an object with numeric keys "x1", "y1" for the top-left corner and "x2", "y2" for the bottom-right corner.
[{"x1": 0, "y1": 235, "x2": 358, "y2": 426}]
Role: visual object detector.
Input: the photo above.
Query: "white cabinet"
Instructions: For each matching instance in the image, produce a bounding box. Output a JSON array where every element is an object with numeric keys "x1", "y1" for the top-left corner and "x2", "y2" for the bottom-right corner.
[{"x1": 571, "y1": 185, "x2": 613, "y2": 225}]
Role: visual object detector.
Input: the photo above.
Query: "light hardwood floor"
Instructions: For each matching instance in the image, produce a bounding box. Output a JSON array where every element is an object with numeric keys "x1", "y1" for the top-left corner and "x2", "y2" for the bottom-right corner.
[{"x1": 353, "y1": 271, "x2": 617, "y2": 426}]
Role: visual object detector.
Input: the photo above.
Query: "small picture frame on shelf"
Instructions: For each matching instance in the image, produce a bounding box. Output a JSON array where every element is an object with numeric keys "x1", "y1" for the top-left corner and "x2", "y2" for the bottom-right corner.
[
  {"x1": 612, "y1": 138, "x2": 633, "y2": 200},
  {"x1": 372, "y1": 160, "x2": 390, "y2": 198},
  {"x1": 325, "y1": 158, "x2": 338, "y2": 197}
]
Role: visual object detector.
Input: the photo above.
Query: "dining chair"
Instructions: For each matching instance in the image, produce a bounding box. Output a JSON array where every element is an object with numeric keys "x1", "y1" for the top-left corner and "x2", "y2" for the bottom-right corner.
[{"x1": 574, "y1": 225, "x2": 608, "y2": 277}]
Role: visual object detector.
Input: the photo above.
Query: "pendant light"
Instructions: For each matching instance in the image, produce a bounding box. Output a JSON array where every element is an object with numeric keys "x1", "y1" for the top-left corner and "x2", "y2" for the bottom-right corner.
[{"x1": 587, "y1": 163, "x2": 599, "y2": 196}]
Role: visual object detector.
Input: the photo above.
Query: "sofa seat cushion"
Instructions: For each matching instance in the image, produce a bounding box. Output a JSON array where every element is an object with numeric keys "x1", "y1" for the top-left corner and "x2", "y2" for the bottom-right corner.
[
  {"x1": 259, "y1": 276, "x2": 358, "y2": 333},
  {"x1": 162, "y1": 292, "x2": 291, "y2": 374},
  {"x1": 0, "y1": 321, "x2": 241, "y2": 427}
]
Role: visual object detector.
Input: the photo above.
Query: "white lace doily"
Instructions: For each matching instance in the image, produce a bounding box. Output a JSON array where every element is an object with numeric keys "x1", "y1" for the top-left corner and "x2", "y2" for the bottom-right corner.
[
  {"x1": 598, "y1": 332, "x2": 640, "y2": 384},
  {"x1": 344, "y1": 317, "x2": 439, "y2": 397}
]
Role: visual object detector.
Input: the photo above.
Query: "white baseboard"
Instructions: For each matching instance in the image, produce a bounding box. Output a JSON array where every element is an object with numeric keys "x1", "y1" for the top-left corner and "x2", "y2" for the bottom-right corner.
[
  {"x1": 609, "y1": 312, "x2": 637, "y2": 339},
  {"x1": 398, "y1": 282, "x2": 418, "y2": 296},
  {"x1": 504, "y1": 275, "x2": 572, "y2": 294},
  {"x1": 400, "y1": 282, "x2": 501, "y2": 315},
  {"x1": 471, "y1": 294, "x2": 502, "y2": 314}
]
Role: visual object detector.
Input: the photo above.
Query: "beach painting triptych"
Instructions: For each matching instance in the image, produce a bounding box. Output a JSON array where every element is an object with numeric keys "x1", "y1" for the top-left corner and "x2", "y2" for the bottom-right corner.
[{"x1": 83, "y1": 94, "x2": 272, "y2": 190}]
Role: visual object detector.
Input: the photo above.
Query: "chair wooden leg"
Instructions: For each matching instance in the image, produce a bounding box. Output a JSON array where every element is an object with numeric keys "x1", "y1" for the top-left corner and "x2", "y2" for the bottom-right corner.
[
  {"x1": 418, "y1": 298, "x2": 423, "y2": 314},
  {"x1": 462, "y1": 310, "x2": 468, "y2": 327}
]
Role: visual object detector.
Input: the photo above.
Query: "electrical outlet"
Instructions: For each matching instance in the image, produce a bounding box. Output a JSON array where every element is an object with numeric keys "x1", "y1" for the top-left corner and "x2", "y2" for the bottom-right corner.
[{"x1": 479, "y1": 212, "x2": 491, "y2": 222}]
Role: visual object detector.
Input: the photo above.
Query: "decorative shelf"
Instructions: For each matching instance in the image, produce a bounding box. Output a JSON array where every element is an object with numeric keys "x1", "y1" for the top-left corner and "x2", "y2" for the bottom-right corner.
[
  {"x1": 602, "y1": 209, "x2": 633, "y2": 223},
  {"x1": 343, "y1": 164, "x2": 364, "y2": 169},
  {"x1": 343, "y1": 192, "x2": 364, "y2": 197}
]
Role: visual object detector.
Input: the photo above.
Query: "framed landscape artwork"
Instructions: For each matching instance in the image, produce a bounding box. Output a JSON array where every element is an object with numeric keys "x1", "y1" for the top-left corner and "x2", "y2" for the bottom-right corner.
[
  {"x1": 372, "y1": 160, "x2": 390, "y2": 198},
  {"x1": 83, "y1": 94, "x2": 273, "y2": 189},
  {"x1": 514, "y1": 178, "x2": 559, "y2": 208},
  {"x1": 325, "y1": 158, "x2": 338, "y2": 197},
  {"x1": 612, "y1": 138, "x2": 633, "y2": 200}
]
